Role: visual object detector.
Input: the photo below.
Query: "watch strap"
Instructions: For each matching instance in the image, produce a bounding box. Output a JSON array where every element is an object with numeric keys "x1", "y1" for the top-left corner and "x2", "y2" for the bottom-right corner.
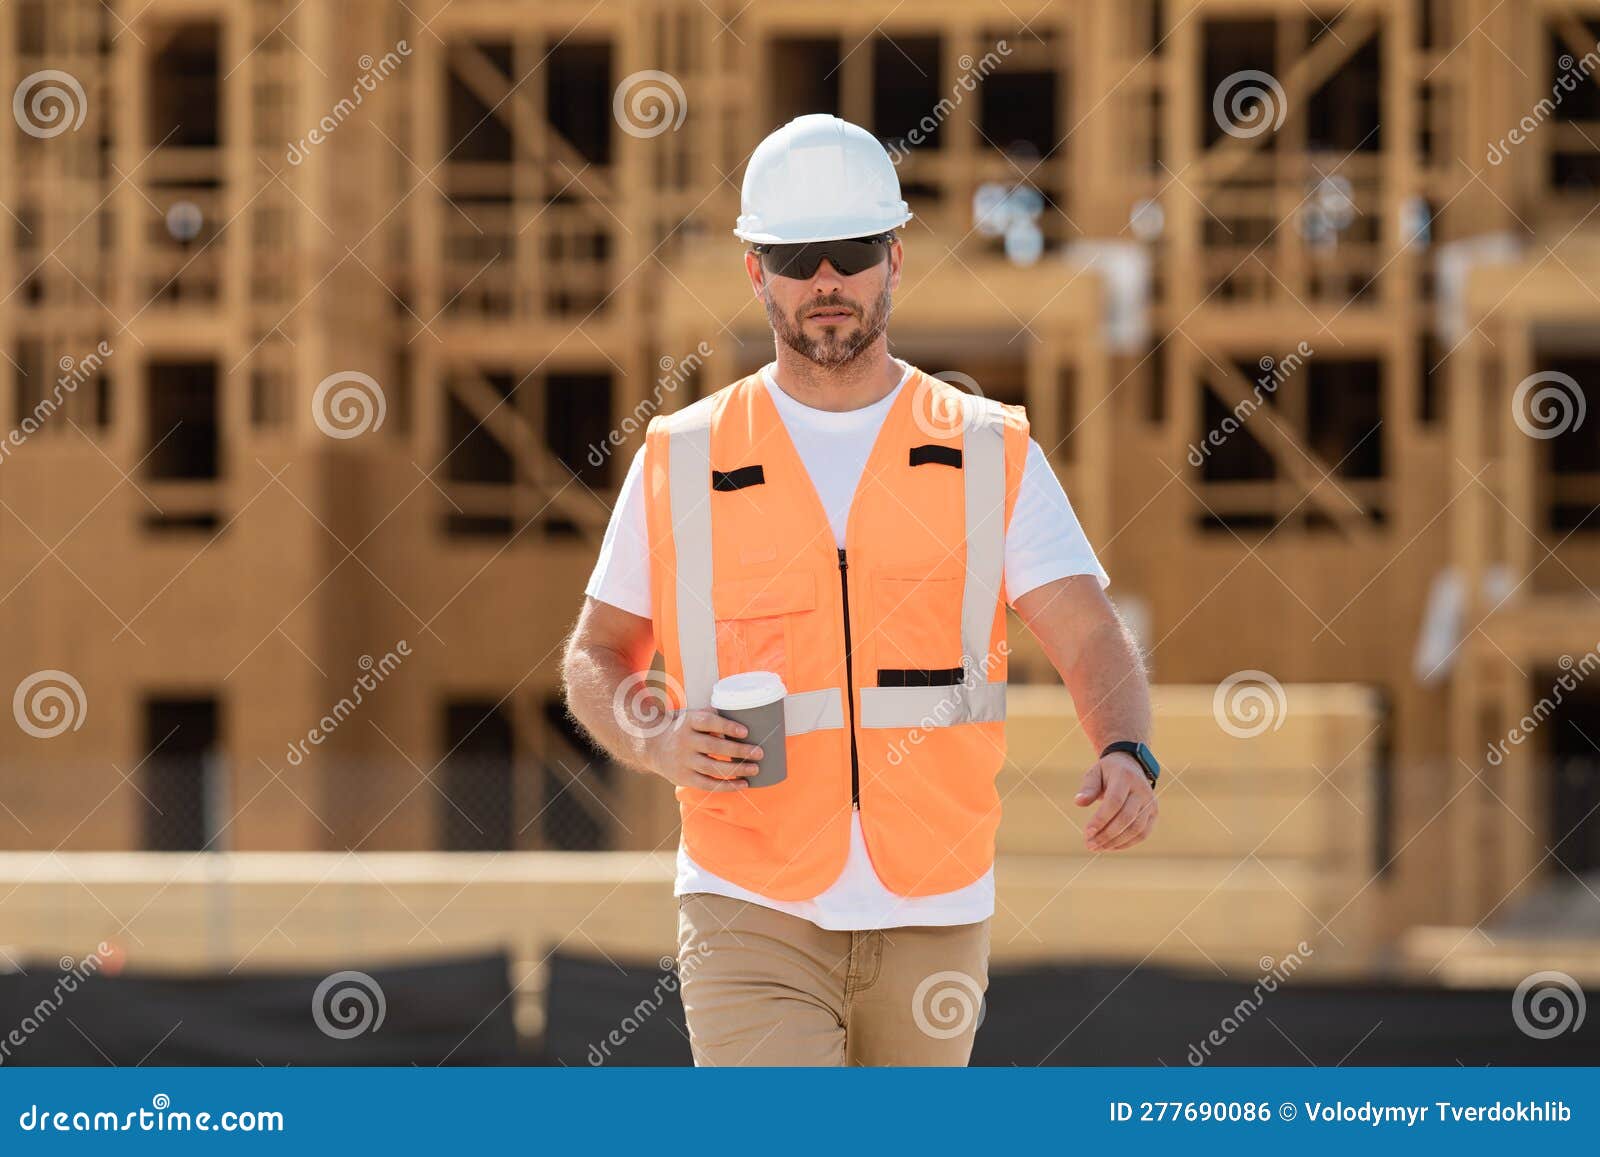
[{"x1": 1100, "y1": 740, "x2": 1158, "y2": 788}]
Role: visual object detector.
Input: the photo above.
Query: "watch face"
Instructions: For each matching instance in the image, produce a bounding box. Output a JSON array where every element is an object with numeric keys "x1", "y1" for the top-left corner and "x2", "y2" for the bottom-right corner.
[{"x1": 1136, "y1": 742, "x2": 1159, "y2": 780}]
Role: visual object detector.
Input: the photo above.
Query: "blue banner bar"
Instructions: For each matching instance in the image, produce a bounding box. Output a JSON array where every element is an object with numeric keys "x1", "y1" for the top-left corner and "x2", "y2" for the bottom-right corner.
[{"x1": 1, "y1": 1067, "x2": 1596, "y2": 1153}]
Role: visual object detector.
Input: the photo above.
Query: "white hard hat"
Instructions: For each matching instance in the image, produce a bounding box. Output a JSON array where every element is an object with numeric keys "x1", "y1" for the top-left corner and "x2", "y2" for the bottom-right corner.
[{"x1": 734, "y1": 114, "x2": 913, "y2": 244}]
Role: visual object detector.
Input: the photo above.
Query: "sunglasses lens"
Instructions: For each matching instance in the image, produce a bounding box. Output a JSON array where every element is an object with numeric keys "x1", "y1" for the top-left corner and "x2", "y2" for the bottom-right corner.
[
  {"x1": 762, "y1": 245, "x2": 817, "y2": 278},
  {"x1": 761, "y1": 238, "x2": 887, "y2": 279},
  {"x1": 827, "y1": 240, "x2": 885, "y2": 276}
]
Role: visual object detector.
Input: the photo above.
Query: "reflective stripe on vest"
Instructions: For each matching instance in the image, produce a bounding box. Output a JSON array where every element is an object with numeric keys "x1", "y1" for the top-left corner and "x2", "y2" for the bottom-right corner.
[
  {"x1": 665, "y1": 388, "x2": 1007, "y2": 732},
  {"x1": 665, "y1": 401, "x2": 720, "y2": 709}
]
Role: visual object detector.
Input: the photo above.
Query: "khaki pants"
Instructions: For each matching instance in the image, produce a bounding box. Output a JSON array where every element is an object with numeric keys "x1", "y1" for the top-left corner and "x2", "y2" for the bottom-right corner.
[{"x1": 675, "y1": 891, "x2": 991, "y2": 1066}]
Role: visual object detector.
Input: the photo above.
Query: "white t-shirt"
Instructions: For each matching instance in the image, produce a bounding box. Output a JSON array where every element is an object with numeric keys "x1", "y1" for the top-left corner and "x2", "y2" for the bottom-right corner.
[{"x1": 584, "y1": 358, "x2": 1109, "y2": 930}]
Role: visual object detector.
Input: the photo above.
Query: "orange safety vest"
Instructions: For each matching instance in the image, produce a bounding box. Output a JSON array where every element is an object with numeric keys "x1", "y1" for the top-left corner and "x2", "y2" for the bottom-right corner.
[{"x1": 643, "y1": 366, "x2": 1029, "y2": 899}]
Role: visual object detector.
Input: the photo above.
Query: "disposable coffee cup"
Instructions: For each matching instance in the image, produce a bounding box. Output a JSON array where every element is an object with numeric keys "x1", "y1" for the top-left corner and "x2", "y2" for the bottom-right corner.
[{"x1": 710, "y1": 671, "x2": 787, "y2": 788}]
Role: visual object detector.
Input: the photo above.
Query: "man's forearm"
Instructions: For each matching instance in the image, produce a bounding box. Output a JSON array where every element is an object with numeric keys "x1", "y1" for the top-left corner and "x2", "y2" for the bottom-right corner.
[
  {"x1": 1057, "y1": 615, "x2": 1151, "y2": 752},
  {"x1": 560, "y1": 638, "x2": 657, "y2": 775},
  {"x1": 1015, "y1": 577, "x2": 1152, "y2": 751}
]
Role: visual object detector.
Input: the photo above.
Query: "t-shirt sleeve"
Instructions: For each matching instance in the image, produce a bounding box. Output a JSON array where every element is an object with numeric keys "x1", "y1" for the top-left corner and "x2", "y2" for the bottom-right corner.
[
  {"x1": 1004, "y1": 437, "x2": 1111, "y2": 606},
  {"x1": 583, "y1": 442, "x2": 653, "y2": 620}
]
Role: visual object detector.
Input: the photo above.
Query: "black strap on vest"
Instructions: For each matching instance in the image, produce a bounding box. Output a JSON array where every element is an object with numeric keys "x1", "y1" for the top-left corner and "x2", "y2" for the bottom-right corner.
[
  {"x1": 908, "y1": 444, "x2": 962, "y2": 469},
  {"x1": 877, "y1": 667, "x2": 966, "y2": 687},
  {"x1": 712, "y1": 464, "x2": 766, "y2": 491}
]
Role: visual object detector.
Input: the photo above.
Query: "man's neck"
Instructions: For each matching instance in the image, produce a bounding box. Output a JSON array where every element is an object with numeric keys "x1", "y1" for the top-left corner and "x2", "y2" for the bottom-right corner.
[{"x1": 768, "y1": 342, "x2": 903, "y2": 413}]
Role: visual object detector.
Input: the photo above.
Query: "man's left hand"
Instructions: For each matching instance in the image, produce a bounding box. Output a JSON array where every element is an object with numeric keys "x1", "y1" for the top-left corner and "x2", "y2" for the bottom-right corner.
[{"x1": 1074, "y1": 753, "x2": 1158, "y2": 852}]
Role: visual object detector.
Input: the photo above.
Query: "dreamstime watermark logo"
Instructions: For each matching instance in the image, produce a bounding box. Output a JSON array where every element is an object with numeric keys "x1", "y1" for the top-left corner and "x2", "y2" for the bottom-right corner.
[
  {"x1": 909, "y1": 370, "x2": 987, "y2": 440},
  {"x1": 311, "y1": 970, "x2": 386, "y2": 1039},
  {"x1": 1512, "y1": 970, "x2": 1586, "y2": 1039},
  {"x1": 312, "y1": 371, "x2": 386, "y2": 439},
  {"x1": 287, "y1": 42, "x2": 411, "y2": 165},
  {"x1": 587, "y1": 341, "x2": 713, "y2": 467},
  {"x1": 1486, "y1": 646, "x2": 1600, "y2": 767},
  {"x1": 1212, "y1": 670, "x2": 1287, "y2": 738},
  {"x1": 613, "y1": 70, "x2": 686, "y2": 139},
  {"x1": 912, "y1": 970, "x2": 986, "y2": 1040},
  {"x1": 0, "y1": 942, "x2": 117, "y2": 1064},
  {"x1": 17, "y1": 1093, "x2": 283, "y2": 1133},
  {"x1": 1184, "y1": 942, "x2": 1314, "y2": 1065},
  {"x1": 0, "y1": 340, "x2": 114, "y2": 464},
  {"x1": 1187, "y1": 342, "x2": 1314, "y2": 467},
  {"x1": 1512, "y1": 371, "x2": 1585, "y2": 440},
  {"x1": 1487, "y1": 43, "x2": 1600, "y2": 165},
  {"x1": 586, "y1": 940, "x2": 711, "y2": 1065},
  {"x1": 882, "y1": 41, "x2": 1011, "y2": 165},
  {"x1": 285, "y1": 643, "x2": 410, "y2": 766},
  {"x1": 1213, "y1": 70, "x2": 1287, "y2": 140},
  {"x1": 13, "y1": 70, "x2": 87, "y2": 139},
  {"x1": 613, "y1": 670, "x2": 685, "y2": 739},
  {"x1": 13, "y1": 670, "x2": 87, "y2": 739}
]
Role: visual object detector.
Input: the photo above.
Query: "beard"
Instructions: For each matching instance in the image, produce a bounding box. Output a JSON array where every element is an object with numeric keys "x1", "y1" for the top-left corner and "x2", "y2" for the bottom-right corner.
[{"x1": 764, "y1": 277, "x2": 892, "y2": 369}]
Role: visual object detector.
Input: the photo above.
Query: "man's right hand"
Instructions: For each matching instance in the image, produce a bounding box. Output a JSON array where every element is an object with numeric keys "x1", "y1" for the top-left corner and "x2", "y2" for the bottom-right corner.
[{"x1": 641, "y1": 708, "x2": 765, "y2": 792}]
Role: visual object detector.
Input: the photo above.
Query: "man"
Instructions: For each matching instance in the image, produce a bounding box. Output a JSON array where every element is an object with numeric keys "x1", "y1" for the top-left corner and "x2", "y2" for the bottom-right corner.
[{"x1": 562, "y1": 114, "x2": 1157, "y2": 1066}]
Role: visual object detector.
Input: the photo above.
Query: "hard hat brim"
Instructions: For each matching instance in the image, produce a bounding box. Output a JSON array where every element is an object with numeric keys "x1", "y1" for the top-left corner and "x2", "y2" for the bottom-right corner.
[{"x1": 733, "y1": 209, "x2": 913, "y2": 246}]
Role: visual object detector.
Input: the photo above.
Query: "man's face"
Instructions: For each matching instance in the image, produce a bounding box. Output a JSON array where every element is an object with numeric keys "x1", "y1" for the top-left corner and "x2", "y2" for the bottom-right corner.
[{"x1": 747, "y1": 240, "x2": 901, "y2": 369}]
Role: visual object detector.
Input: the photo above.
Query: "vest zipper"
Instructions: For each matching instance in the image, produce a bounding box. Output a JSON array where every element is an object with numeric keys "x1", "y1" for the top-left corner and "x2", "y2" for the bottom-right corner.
[{"x1": 837, "y1": 547, "x2": 861, "y2": 810}]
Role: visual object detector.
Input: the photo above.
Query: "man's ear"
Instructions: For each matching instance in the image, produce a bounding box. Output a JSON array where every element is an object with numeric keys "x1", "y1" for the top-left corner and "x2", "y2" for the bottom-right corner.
[{"x1": 744, "y1": 249, "x2": 767, "y2": 297}]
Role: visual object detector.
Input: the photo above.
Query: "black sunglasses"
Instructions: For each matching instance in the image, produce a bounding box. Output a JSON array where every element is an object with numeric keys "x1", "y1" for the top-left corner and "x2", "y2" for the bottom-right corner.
[{"x1": 752, "y1": 234, "x2": 893, "y2": 279}]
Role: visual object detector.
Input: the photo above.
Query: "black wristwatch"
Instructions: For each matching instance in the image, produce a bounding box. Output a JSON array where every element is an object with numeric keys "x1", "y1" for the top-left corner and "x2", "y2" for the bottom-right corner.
[{"x1": 1100, "y1": 740, "x2": 1159, "y2": 789}]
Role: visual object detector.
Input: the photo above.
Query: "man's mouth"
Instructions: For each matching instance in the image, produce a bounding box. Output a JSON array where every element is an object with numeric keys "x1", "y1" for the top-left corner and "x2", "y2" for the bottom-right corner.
[{"x1": 807, "y1": 307, "x2": 854, "y2": 321}]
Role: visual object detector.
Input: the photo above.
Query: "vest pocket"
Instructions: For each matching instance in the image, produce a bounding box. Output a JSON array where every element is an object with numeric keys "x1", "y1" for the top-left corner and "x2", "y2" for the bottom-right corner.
[
  {"x1": 712, "y1": 571, "x2": 815, "y2": 683},
  {"x1": 872, "y1": 562, "x2": 965, "y2": 676}
]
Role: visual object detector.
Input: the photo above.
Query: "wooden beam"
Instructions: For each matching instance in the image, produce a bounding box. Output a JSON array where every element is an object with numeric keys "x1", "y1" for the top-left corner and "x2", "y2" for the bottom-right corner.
[
  {"x1": 446, "y1": 42, "x2": 618, "y2": 220},
  {"x1": 445, "y1": 368, "x2": 611, "y2": 538},
  {"x1": 1197, "y1": 13, "x2": 1380, "y2": 187},
  {"x1": 1196, "y1": 355, "x2": 1375, "y2": 538},
  {"x1": 1551, "y1": 13, "x2": 1600, "y2": 92}
]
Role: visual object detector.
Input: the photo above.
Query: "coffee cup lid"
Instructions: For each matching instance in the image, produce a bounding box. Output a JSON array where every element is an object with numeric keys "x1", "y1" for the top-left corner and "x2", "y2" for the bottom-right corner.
[{"x1": 710, "y1": 671, "x2": 787, "y2": 711}]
